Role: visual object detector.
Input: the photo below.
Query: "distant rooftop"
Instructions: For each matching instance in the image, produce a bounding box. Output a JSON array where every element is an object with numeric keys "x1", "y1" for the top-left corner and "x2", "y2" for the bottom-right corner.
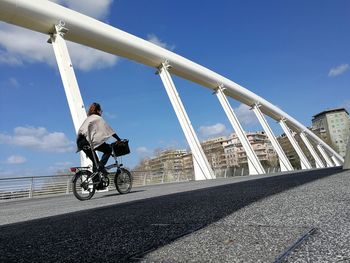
[{"x1": 312, "y1": 107, "x2": 349, "y2": 119}]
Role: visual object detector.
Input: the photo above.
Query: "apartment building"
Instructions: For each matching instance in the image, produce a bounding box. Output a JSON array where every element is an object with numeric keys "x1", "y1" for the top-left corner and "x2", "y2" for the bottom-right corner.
[
  {"x1": 137, "y1": 149, "x2": 187, "y2": 181},
  {"x1": 224, "y1": 132, "x2": 278, "y2": 167},
  {"x1": 182, "y1": 152, "x2": 194, "y2": 170},
  {"x1": 136, "y1": 132, "x2": 279, "y2": 174},
  {"x1": 312, "y1": 108, "x2": 350, "y2": 157},
  {"x1": 277, "y1": 134, "x2": 304, "y2": 169},
  {"x1": 201, "y1": 136, "x2": 227, "y2": 168},
  {"x1": 277, "y1": 130, "x2": 326, "y2": 169},
  {"x1": 222, "y1": 136, "x2": 239, "y2": 167}
]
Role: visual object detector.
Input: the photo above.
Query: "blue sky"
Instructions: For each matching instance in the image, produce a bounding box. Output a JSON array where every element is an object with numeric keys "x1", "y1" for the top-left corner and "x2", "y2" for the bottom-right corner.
[{"x1": 0, "y1": 0, "x2": 349, "y2": 177}]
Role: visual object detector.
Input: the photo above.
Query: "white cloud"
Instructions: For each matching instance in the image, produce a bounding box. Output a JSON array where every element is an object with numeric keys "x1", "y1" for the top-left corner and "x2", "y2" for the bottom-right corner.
[
  {"x1": 147, "y1": 33, "x2": 175, "y2": 51},
  {"x1": 136, "y1": 147, "x2": 152, "y2": 156},
  {"x1": 67, "y1": 42, "x2": 118, "y2": 71},
  {"x1": 199, "y1": 123, "x2": 228, "y2": 137},
  {"x1": 0, "y1": 50, "x2": 23, "y2": 65},
  {"x1": 0, "y1": 126, "x2": 74, "y2": 153},
  {"x1": 234, "y1": 104, "x2": 257, "y2": 125},
  {"x1": 0, "y1": 24, "x2": 118, "y2": 71},
  {"x1": 51, "y1": 0, "x2": 113, "y2": 20},
  {"x1": 0, "y1": 25, "x2": 53, "y2": 64},
  {"x1": 328, "y1": 64, "x2": 349, "y2": 77},
  {"x1": 0, "y1": 0, "x2": 118, "y2": 71},
  {"x1": 5, "y1": 155, "x2": 27, "y2": 164}
]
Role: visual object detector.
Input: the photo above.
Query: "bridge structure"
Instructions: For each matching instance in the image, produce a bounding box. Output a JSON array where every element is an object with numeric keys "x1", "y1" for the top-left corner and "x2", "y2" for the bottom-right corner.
[
  {"x1": 1, "y1": 167, "x2": 350, "y2": 262},
  {"x1": 0, "y1": 0, "x2": 348, "y2": 181}
]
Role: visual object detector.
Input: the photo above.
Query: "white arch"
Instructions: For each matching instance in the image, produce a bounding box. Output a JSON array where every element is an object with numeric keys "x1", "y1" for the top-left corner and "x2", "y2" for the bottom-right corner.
[{"x1": 0, "y1": 0, "x2": 344, "y2": 163}]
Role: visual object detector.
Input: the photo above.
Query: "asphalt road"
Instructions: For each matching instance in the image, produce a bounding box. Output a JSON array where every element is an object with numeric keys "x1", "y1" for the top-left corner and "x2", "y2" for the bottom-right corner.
[{"x1": 1, "y1": 167, "x2": 349, "y2": 262}]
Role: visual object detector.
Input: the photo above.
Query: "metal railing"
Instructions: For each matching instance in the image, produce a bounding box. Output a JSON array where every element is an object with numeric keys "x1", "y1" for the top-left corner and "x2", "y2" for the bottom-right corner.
[{"x1": 0, "y1": 167, "x2": 280, "y2": 201}]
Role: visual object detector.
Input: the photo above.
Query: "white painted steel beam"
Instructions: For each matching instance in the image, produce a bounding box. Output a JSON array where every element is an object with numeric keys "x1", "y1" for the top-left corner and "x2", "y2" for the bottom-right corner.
[
  {"x1": 50, "y1": 23, "x2": 90, "y2": 167},
  {"x1": 252, "y1": 104, "x2": 293, "y2": 172},
  {"x1": 317, "y1": 145, "x2": 334, "y2": 167},
  {"x1": 0, "y1": 0, "x2": 344, "y2": 164},
  {"x1": 158, "y1": 62, "x2": 214, "y2": 180},
  {"x1": 279, "y1": 120, "x2": 312, "y2": 170},
  {"x1": 299, "y1": 132, "x2": 325, "y2": 168},
  {"x1": 215, "y1": 86, "x2": 265, "y2": 175},
  {"x1": 331, "y1": 156, "x2": 341, "y2": 167}
]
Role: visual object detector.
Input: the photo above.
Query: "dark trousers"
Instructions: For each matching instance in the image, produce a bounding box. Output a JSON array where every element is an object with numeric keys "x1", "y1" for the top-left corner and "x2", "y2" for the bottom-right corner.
[{"x1": 83, "y1": 142, "x2": 112, "y2": 173}]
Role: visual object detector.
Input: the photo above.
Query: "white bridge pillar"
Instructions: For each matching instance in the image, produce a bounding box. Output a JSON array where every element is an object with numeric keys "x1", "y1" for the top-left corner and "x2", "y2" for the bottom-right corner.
[
  {"x1": 279, "y1": 119, "x2": 312, "y2": 170},
  {"x1": 252, "y1": 104, "x2": 293, "y2": 172},
  {"x1": 317, "y1": 145, "x2": 334, "y2": 167},
  {"x1": 331, "y1": 156, "x2": 342, "y2": 166},
  {"x1": 50, "y1": 21, "x2": 90, "y2": 167},
  {"x1": 158, "y1": 62, "x2": 214, "y2": 180},
  {"x1": 299, "y1": 132, "x2": 325, "y2": 168},
  {"x1": 215, "y1": 86, "x2": 265, "y2": 175}
]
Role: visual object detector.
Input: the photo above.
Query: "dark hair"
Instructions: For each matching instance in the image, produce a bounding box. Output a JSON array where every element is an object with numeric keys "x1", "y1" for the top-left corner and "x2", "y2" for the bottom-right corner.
[{"x1": 88, "y1": 102, "x2": 102, "y2": 116}]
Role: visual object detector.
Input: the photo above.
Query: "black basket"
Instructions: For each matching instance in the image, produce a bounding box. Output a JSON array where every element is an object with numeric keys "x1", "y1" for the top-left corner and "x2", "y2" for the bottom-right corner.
[{"x1": 112, "y1": 140, "x2": 130, "y2": 157}]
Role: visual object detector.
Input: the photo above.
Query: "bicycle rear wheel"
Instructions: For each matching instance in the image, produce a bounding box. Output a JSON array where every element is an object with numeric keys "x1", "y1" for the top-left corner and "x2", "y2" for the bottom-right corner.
[
  {"x1": 72, "y1": 170, "x2": 96, "y2": 201},
  {"x1": 115, "y1": 168, "x2": 132, "y2": 194}
]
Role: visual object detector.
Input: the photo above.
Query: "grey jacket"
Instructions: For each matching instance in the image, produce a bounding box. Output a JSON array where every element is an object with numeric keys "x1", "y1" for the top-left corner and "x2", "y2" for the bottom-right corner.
[{"x1": 77, "y1": 114, "x2": 115, "y2": 149}]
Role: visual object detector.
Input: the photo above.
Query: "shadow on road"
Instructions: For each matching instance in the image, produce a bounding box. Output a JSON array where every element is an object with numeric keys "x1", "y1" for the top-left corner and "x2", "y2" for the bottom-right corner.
[
  {"x1": 0, "y1": 167, "x2": 342, "y2": 262},
  {"x1": 101, "y1": 189, "x2": 146, "y2": 198}
]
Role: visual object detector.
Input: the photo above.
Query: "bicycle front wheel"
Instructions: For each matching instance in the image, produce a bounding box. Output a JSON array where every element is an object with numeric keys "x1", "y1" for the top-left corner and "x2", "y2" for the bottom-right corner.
[
  {"x1": 72, "y1": 170, "x2": 96, "y2": 201},
  {"x1": 115, "y1": 168, "x2": 132, "y2": 194}
]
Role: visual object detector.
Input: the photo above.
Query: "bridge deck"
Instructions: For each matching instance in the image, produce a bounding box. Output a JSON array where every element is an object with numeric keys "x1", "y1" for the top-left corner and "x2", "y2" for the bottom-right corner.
[{"x1": 1, "y1": 167, "x2": 349, "y2": 262}]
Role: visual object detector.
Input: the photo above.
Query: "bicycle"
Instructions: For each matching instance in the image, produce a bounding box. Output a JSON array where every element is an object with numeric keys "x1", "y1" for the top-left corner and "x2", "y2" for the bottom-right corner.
[{"x1": 71, "y1": 140, "x2": 132, "y2": 201}]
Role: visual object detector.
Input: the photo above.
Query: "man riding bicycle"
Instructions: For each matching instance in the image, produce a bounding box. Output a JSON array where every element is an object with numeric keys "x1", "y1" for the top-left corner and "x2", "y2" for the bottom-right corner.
[{"x1": 76, "y1": 102, "x2": 122, "y2": 176}]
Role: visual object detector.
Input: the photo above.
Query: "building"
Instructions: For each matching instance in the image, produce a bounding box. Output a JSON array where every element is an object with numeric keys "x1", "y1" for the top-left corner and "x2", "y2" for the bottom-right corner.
[
  {"x1": 182, "y1": 152, "x2": 193, "y2": 170},
  {"x1": 201, "y1": 136, "x2": 227, "y2": 168},
  {"x1": 135, "y1": 132, "x2": 280, "y2": 175},
  {"x1": 222, "y1": 136, "x2": 239, "y2": 167},
  {"x1": 223, "y1": 132, "x2": 278, "y2": 168},
  {"x1": 136, "y1": 149, "x2": 187, "y2": 182},
  {"x1": 150, "y1": 149, "x2": 186, "y2": 170},
  {"x1": 277, "y1": 133, "x2": 311, "y2": 169},
  {"x1": 312, "y1": 108, "x2": 350, "y2": 157}
]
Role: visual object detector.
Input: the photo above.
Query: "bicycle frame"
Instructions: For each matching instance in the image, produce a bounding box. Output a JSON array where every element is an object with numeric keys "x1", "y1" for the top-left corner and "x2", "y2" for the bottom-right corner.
[
  {"x1": 71, "y1": 143, "x2": 122, "y2": 174},
  {"x1": 91, "y1": 141, "x2": 122, "y2": 171}
]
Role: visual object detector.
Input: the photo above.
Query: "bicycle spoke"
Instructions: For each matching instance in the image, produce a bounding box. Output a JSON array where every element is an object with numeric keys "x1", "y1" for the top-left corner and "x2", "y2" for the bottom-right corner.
[{"x1": 73, "y1": 171, "x2": 96, "y2": 201}]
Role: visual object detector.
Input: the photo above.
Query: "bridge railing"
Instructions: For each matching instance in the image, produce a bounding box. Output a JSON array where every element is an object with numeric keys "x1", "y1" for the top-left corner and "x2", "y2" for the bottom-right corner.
[{"x1": 0, "y1": 166, "x2": 280, "y2": 201}]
